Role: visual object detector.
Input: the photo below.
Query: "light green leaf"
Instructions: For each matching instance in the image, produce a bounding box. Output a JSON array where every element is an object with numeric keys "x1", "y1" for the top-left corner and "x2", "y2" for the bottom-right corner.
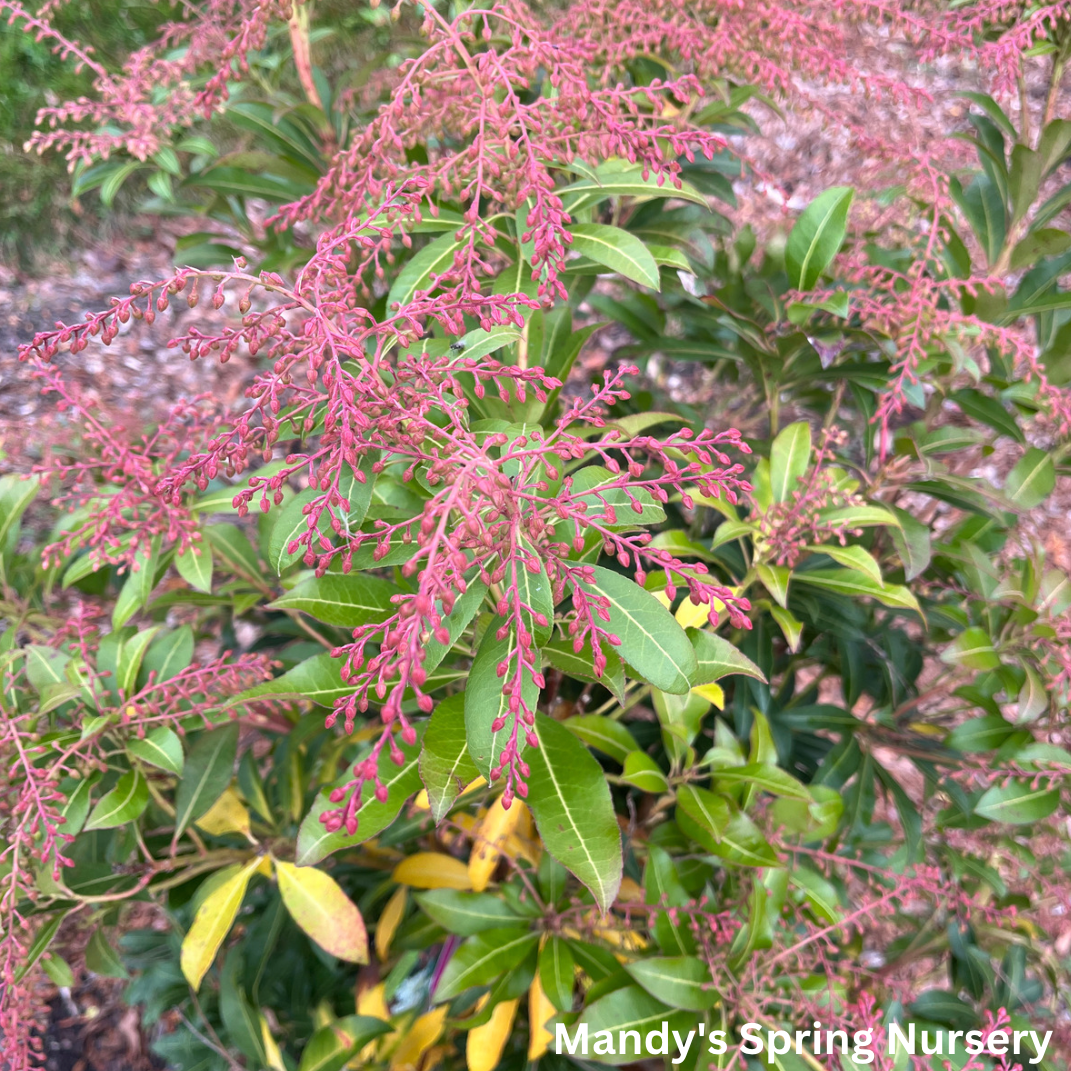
[
  {"x1": 576, "y1": 986, "x2": 691, "y2": 1065},
  {"x1": 230, "y1": 652, "x2": 348, "y2": 708},
  {"x1": 769, "y1": 421, "x2": 811, "y2": 503},
  {"x1": 298, "y1": 1017, "x2": 392, "y2": 1071},
  {"x1": 568, "y1": 224, "x2": 660, "y2": 290},
  {"x1": 621, "y1": 751, "x2": 669, "y2": 793},
  {"x1": 434, "y1": 927, "x2": 539, "y2": 1000},
  {"x1": 688, "y1": 630, "x2": 766, "y2": 685},
  {"x1": 1005, "y1": 447, "x2": 1055, "y2": 509},
  {"x1": 785, "y1": 187, "x2": 854, "y2": 290},
  {"x1": 563, "y1": 715, "x2": 637, "y2": 764},
  {"x1": 269, "y1": 573, "x2": 396, "y2": 627},
  {"x1": 756, "y1": 563, "x2": 790, "y2": 607},
  {"x1": 84, "y1": 770, "x2": 149, "y2": 830},
  {"x1": 815, "y1": 544, "x2": 882, "y2": 585},
  {"x1": 711, "y1": 762, "x2": 811, "y2": 800},
  {"x1": 941, "y1": 626, "x2": 1000, "y2": 671},
  {"x1": 975, "y1": 781, "x2": 1060, "y2": 825},
  {"x1": 175, "y1": 541, "x2": 214, "y2": 593},
  {"x1": 793, "y1": 568, "x2": 920, "y2": 613},
  {"x1": 675, "y1": 785, "x2": 730, "y2": 849},
  {"x1": 624, "y1": 956, "x2": 716, "y2": 1011},
  {"x1": 414, "y1": 889, "x2": 521, "y2": 935},
  {"x1": 388, "y1": 232, "x2": 462, "y2": 309},
  {"x1": 128, "y1": 726, "x2": 184, "y2": 775}
]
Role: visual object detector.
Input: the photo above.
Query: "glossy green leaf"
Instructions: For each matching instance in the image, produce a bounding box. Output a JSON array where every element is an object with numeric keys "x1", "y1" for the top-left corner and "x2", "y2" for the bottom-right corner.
[
  {"x1": 414, "y1": 889, "x2": 521, "y2": 935},
  {"x1": 545, "y1": 641, "x2": 628, "y2": 704},
  {"x1": 576, "y1": 986, "x2": 692, "y2": 1065},
  {"x1": 769, "y1": 421, "x2": 811, "y2": 503},
  {"x1": 711, "y1": 763, "x2": 810, "y2": 800},
  {"x1": 622, "y1": 751, "x2": 669, "y2": 793},
  {"x1": 568, "y1": 223, "x2": 660, "y2": 289},
  {"x1": 526, "y1": 713, "x2": 623, "y2": 912},
  {"x1": 269, "y1": 573, "x2": 396, "y2": 627},
  {"x1": 387, "y1": 232, "x2": 462, "y2": 309},
  {"x1": 1005, "y1": 447, "x2": 1055, "y2": 509},
  {"x1": 785, "y1": 186, "x2": 854, "y2": 289},
  {"x1": 624, "y1": 956, "x2": 716, "y2": 1011},
  {"x1": 174, "y1": 724, "x2": 239, "y2": 842},
  {"x1": 563, "y1": 715, "x2": 637, "y2": 764},
  {"x1": 434, "y1": 927, "x2": 539, "y2": 1000},
  {"x1": 578, "y1": 567, "x2": 696, "y2": 694},
  {"x1": 539, "y1": 936, "x2": 575, "y2": 1011},
  {"x1": 420, "y1": 694, "x2": 480, "y2": 824},
  {"x1": 975, "y1": 782, "x2": 1060, "y2": 825},
  {"x1": 793, "y1": 568, "x2": 920, "y2": 613},
  {"x1": 941, "y1": 627, "x2": 1000, "y2": 671},
  {"x1": 298, "y1": 1017, "x2": 392, "y2": 1071},
  {"x1": 84, "y1": 770, "x2": 149, "y2": 830},
  {"x1": 127, "y1": 726, "x2": 184, "y2": 775},
  {"x1": 688, "y1": 630, "x2": 766, "y2": 685},
  {"x1": 175, "y1": 541, "x2": 214, "y2": 593}
]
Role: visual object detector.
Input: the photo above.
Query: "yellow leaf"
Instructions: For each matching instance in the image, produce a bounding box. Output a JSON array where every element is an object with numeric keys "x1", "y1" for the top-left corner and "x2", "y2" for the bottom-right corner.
[
  {"x1": 675, "y1": 596, "x2": 723, "y2": 629},
  {"x1": 356, "y1": 983, "x2": 393, "y2": 1060},
  {"x1": 275, "y1": 859, "x2": 369, "y2": 963},
  {"x1": 467, "y1": 997, "x2": 518, "y2": 1071},
  {"x1": 468, "y1": 796, "x2": 527, "y2": 892},
  {"x1": 195, "y1": 787, "x2": 253, "y2": 839},
  {"x1": 254, "y1": 855, "x2": 273, "y2": 878},
  {"x1": 653, "y1": 589, "x2": 672, "y2": 611},
  {"x1": 390, "y1": 1005, "x2": 447, "y2": 1071},
  {"x1": 617, "y1": 877, "x2": 644, "y2": 902},
  {"x1": 393, "y1": 852, "x2": 471, "y2": 890},
  {"x1": 691, "y1": 682, "x2": 725, "y2": 709},
  {"x1": 413, "y1": 790, "x2": 431, "y2": 811},
  {"x1": 376, "y1": 886, "x2": 408, "y2": 960},
  {"x1": 260, "y1": 1014, "x2": 286, "y2": 1071},
  {"x1": 181, "y1": 858, "x2": 260, "y2": 990},
  {"x1": 528, "y1": 975, "x2": 554, "y2": 1060},
  {"x1": 313, "y1": 1000, "x2": 334, "y2": 1030},
  {"x1": 460, "y1": 776, "x2": 487, "y2": 797}
]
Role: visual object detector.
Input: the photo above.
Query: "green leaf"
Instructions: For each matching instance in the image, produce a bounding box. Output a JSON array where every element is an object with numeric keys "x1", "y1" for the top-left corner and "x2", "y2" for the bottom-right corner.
[
  {"x1": 785, "y1": 186, "x2": 854, "y2": 290},
  {"x1": 298, "y1": 1017, "x2": 392, "y2": 1071},
  {"x1": 675, "y1": 785, "x2": 730, "y2": 850},
  {"x1": 688, "y1": 630, "x2": 766, "y2": 685},
  {"x1": 756, "y1": 563, "x2": 790, "y2": 607},
  {"x1": 576, "y1": 986, "x2": 691, "y2": 1065},
  {"x1": 414, "y1": 889, "x2": 521, "y2": 935},
  {"x1": 465, "y1": 622, "x2": 538, "y2": 778},
  {"x1": 949, "y1": 388, "x2": 1025, "y2": 444},
  {"x1": 621, "y1": 751, "x2": 669, "y2": 793},
  {"x1": 975, "y1": 781, "x2": 1060, "y2": 825},
  {"x1": 711, "y1": 762, "x2": 811, "y2": 800},
  {"x1": 204, "y1": 523, "x2": 261, "y2": 578},
  {"x1": 175, "y1": 541, "x2": 214, "y2": 593},
  {"x1": 624, "y1": 956, "x2": 716, "y2": 1011},
  {"x1": 140, "y1": 626, "x2": 195, "y2": 685},
  {"x1": 24, "y1": 645, "x2": 70, "y2": 693},
  {"x1": 266, "y1": 458, "x2": 378, "y2": 574},
  {"x1": 707, "y1": 811, "x2": 779, "y2": 867},
  {"x1": 769, "y1": 421, "x2": 811, "y2": 503},
  {"x1": 1005, "y1": 447, "x2": 1055, "y2": 508},
  {"x1": 115, "y1": 626, "x2": 161, "y2": 699},
  {"x1": 567, "y1": 224, "x2": 660, "y2": 290},
  {"x1": 889, "y1": 506, "x2": 932, "y2": 581},
  {"x1": 85, "y1": 928, "x2": 129, "y2": 979},
  {"x1": 793, "y1": 568, "x2": 920, "y2": 613},
  {"x1": 544, "y1": 641, "x2": 627, "y2": 704},
  {"x1": 112, "y1": 538, "x2": 160, "y2": 628},
  {"x1": 434, "y1": 927, "x2": 539, "y2": 1000},
  {"x1": 297, "y1": 725, "x2": 425, "y2": 865},
  {"x1": 644, "y1": 846, "x2": 694, "y2": 956},
  {"x1": 941, "y1": 627, "x2": 1000, "y2": 671},
  {"x1": 578, "y1": 566, "x2": 696, "y2": 694},
  {"x1": 13, "y1": 910, "x2": 69, "y2": 984},
  {"x1": 769, "y1": 605, "x2": 804, "y2": 652},
  {"x1": 128, "y1": 726, "x2": 184, "y2": 775},
  {"x1": 84, "y1": 770, "x2": 149, "y2": 830},
  {"x1": 526, "y1": 713, "x2": 623, "y2": 912},
  {"x1": 816, "y1": 544, "x2": 882, "y2": 585},
  {"x1": 174, "y1": 724, "x2": 238, "y2": 842},
  {"x1": 420, "y1": 694, "x2": 480, "y2": 824},
  {"x1": 269, "y1": 573, "x2": 396, "y2": 627},
  {"x1": 539, "y1": 936, "x2": 575, "y2": 1011},
  {"x1": 0, "y1": 474, "x2": 39, "y2": 549},
  {"x1": 559, "y1": 168, "x2": 708, "y2": 212},
  {"x1": 422, "y1": 580, "x2": 488, "y2": 676},
  {"x1": 388, "y1": 232, "x2": 462, "y2": 309},
  {"x1": 231, "y1": 652, "x2": 348, "y2": 707},
  {"x1": 563, "y1": 715, "x2": 637, "y2": 764}
]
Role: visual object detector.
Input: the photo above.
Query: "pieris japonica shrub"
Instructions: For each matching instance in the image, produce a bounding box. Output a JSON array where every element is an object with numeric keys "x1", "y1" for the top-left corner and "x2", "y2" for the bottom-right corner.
[{"x1": 2, "y1": 2, "x2": 1071, "y2": 1070}]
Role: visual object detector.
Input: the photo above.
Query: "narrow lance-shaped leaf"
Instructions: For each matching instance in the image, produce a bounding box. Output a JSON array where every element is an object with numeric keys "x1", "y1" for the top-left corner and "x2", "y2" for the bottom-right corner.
[
  {"x1": 174, "y1": 724, "x2": 239, "y2": 842},
  {"x1": 181, "y1": 858, "x2": 261, "y2": 990},
  {"x1": 526, "y1": 713, "x2": 622, "y2": 912},
  {"x1": 275, "y1": 859, "x2": 369, "y2": 963},
  {"x1": 785, "y1": 186, "x2": 854, "y2": 290}
]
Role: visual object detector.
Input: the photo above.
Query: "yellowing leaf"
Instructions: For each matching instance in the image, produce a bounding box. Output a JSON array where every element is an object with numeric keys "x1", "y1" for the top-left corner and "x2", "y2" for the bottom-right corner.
[
  {"x1": 260, "y1": 1014, "x2": 286, "y2": 1071},
  {"x1": 195, "y1": 786, "x2": 253, "y2": 839},
  {"x1": 653, "y1": 589, "x2": 672, "y2": 611},
  {"x1": 460, "y1": 776, "x2": 488, "y2": 797},
  {"x1": 393, "y1": 852, "x2": 472, "y2": 890},
  {"x1": 618, "y1": 877, "x2": 644, "y2": 902},
  {"x1": 467, "y1": 996, "x2": 519, "y2": 1071},
  {"x1": 469, "y1": 796, "x2": 528, "y2": 892},
  {"x1": 691, "y1": 682, "x2": 725, "y2": 709},
  {"x1": 413, "y1": 790, "x2": 431, "y2": 811},
  {"x1": 390, "y1": 1005, "x2": 447, "y2": 1071},
  {"x1": 528, "y1": 975, "x2": 554, "y2": 1060},
  {"x1": 376, "y1": 887, "x2": 408, "y2": 960},
  {"x1": 275, "y1": 859, "x2": 369, "y2": 963},
  {"x1": 181, "y1": 858, "x2": 260, "y2": 990},
  {"x1": 356, "y1": 984, "x2": 394, "y2": 1060}
]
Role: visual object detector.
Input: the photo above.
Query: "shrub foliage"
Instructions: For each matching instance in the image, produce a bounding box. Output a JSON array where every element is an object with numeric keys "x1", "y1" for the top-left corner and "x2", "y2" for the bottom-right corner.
[{"x1": 2, "y1": 1, "x2": 1071, "y2": 1069}]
